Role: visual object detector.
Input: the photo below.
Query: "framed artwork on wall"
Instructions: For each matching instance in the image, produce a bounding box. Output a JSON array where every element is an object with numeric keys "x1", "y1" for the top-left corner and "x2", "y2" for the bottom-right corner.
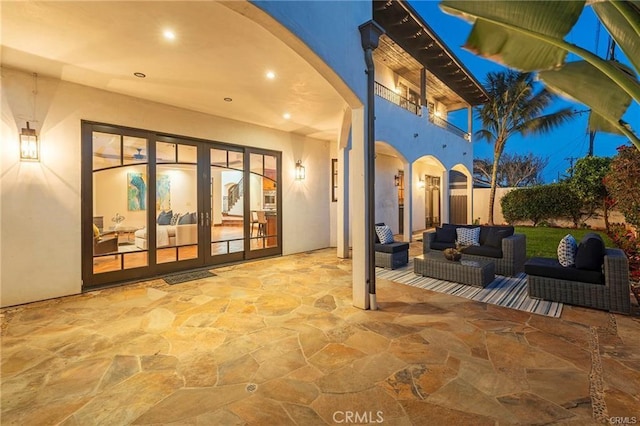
[{"x1": 127, "y1": 172, "x2": 147, "y2": 211}]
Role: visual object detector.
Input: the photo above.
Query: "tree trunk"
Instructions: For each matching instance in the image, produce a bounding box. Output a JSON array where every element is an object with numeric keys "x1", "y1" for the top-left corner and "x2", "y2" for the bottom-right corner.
[
  {"x1": 488, "y1": 148, "x2": 502, "y2": 226},
  {"x1": 603, "y1": 200, "x2": 610, "y2": 232}
]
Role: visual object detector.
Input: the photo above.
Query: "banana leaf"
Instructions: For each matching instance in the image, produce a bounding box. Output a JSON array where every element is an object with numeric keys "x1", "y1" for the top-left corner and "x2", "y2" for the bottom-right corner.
[
  {"x1": 588, "y1": 111, "x2": 623, "y2": 135},
  {"x1": 538, "y1": 61, "x2": 631, "y2": 121},
  {"x1": 592, "y1": 1, "x2": 640, "y2": 74},
  {"x1": 440, "y1": 0, "x2": 584, "y2": 71}
]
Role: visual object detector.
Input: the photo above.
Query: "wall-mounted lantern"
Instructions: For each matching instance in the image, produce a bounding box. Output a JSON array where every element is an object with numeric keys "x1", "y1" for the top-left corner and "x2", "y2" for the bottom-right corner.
[
  {"x1": 295, "y1": 160, "x2": 306, "y2": 180},
  {"x1": 20, "y1": 122, "x2": 39, "y2": 161}
]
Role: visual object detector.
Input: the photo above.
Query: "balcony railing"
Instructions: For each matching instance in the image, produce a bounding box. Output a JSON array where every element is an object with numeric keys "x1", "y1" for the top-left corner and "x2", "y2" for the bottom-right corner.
[
  {"x1": 375, "y1": 82, "x2": 421, "y2": 116},
  {"x1": 374, "y1": 81, "x2": 471, "y2": 141},
  {"x1": 428, "y1": 113, "x2": 471, "y2": 141}
]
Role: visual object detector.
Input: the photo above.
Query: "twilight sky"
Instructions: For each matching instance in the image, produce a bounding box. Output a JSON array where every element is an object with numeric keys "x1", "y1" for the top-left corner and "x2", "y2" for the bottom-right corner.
[{"x1": 408, "y1": 0, "x2": 639, "y2": 183}]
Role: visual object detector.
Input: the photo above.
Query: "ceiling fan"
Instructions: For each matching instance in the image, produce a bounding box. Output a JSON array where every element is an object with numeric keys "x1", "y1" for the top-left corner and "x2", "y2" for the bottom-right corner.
[
  {"x1": 94, "y1": 147, "x2": 147, "y2": 160},
  {"x1": 133, "y1": 148, "x2": 146, "y2": 160}
]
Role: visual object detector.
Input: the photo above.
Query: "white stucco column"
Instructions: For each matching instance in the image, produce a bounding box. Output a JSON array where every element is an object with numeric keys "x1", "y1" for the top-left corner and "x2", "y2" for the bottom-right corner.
[
  {"x1": 351, "y1": 107, "x2": 369, "y2": 309},
  {"x1": 467, "y1": 171, "x2": 474, "y2": 224},
  {"x1": 403, "y1": 160, "x2": 412, "y2": 242},
  {"x1": 337, "y1": 144, "x2": 350, "y2": 258},
  {"x1": 337, "y1": 107, "x2": 352, "y2": 259},
  {"x1": 441, "y1": 169, "x2": 450, "y2": 225}
]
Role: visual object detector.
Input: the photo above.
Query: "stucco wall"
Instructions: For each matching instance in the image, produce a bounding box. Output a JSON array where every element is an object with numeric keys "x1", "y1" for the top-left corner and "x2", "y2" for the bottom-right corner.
[
  {"x1": 1, "y1": 68, "x2": 331, "y2": 307},
  {"x1": 253, "y1": 0, "x2": 369, "y2": 106},
  {"x1": 374, "y1": 98, "x2": 473, "y2": 170}
]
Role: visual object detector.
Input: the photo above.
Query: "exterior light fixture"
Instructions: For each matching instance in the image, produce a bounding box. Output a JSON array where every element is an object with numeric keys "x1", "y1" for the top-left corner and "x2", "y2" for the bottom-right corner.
[
  {"x1": 295, "y1": 160, "x2": 305, "y2": 180},
  {"x1": 163, "y1": 29, "x2": 176, "y2": 40},
  {"x1": 266, "y1": 71, "x2": 275, "y2": 79},
  {"x1": 283, "y1": 112, "x2": 291, "y2": 120},
  {"x1": 418, "y1": 178, "x2": 425, "y2": 189},
  {"x1": 394, "y1": 174, "x2": 401, "y2": 186},
  {"x1": 20, "y1": 122, "x2": 39, "y2": 161}
]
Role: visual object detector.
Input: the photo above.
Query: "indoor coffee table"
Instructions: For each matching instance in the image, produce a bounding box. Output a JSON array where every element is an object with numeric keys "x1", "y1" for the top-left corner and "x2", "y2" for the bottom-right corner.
[{"x1": 414, "y1": 252, "x2": 495, "y2": 288}]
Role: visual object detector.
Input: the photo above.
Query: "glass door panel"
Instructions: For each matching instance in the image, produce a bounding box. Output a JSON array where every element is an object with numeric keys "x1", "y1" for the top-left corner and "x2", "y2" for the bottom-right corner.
[
  {"x1": 209, "y1": 147, "x2": 244, "y2": 260},
  {"x1": 249, "y1": 152, "x2": 278, "y2": 251},
  {"x1": 156, "y1": 142, "x2": 199, "y2": 264},
  {"x1": 91, "y1": 131, "x2": 148, "y2": 275}
]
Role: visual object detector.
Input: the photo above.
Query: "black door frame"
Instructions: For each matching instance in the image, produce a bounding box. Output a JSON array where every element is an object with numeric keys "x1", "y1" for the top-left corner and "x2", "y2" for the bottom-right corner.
[{"x1": 82, "y1": 121, "x2": 282, "y2": 289}]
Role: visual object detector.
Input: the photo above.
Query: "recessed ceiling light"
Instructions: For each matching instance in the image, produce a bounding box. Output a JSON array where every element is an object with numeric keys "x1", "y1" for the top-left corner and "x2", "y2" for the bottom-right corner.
[
  {"x1": 224, "y1": 97, "x2": 232, "y2": 102},
  {"x1": 283, "y1": 113, "x2": 291, "y2": 119},
  {"x1": 163, "y1": 29, "x2": 176, "y2": 40},
  {"x1": 266, "y1": 71, "x2": 275, "y2": 80},
  {"x1": 134, "y1": 72, "x2": 146, "y2": 78}
]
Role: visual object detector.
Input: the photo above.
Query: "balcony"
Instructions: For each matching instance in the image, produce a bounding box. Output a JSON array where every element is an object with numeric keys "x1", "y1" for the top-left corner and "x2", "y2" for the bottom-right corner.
[
  {"x1": 375, "y1": 81, "x2": 471, "y2": 141},
  {"x1": 375, "y1": 82, "x2": 421, "y2": 117},
  {"x1": 428, "y1": 113, "x2": 471, "y2": 141}
]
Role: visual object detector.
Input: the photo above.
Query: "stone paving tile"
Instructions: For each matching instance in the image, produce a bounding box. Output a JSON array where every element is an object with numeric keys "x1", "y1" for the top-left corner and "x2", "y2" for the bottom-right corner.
[{"x1": 1, "y1": 247, "x2": 639, "y2": 425}]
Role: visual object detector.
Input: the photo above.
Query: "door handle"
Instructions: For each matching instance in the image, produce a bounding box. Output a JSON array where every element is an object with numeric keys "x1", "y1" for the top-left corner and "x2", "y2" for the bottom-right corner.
[
  {"x1": 200, "y1": 212, "x2": 204, "y2": 226},
  {"x1": 205, "y1": 212, "x2": 210, "y2": 227}
]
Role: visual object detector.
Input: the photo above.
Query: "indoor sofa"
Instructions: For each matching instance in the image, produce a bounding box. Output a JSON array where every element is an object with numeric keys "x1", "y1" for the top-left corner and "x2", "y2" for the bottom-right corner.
[
  {"x1": 424, "y1": 223, "x2": 526, "y2": 276},
  {"x1": 525, "y1": 233, "x2": 630, "y2": 314},
  {"x1": 134, "y1": 210, "x2": 198, "y2": 249}
]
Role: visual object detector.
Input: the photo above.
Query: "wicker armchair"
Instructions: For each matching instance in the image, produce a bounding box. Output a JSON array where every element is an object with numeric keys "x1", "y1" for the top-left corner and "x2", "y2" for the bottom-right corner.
[{"x1": 527, "y1": 248, "x2": 631, "y2": 314}]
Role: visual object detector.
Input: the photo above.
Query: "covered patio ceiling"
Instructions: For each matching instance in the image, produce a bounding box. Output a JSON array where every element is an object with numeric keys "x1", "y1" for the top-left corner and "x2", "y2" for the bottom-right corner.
[
  {"x1": 1, "y1": 1, "x2": 347, "y2": 142},
  {"x1": 374, "y1": 0, "x2": 488, "y2": 109}
]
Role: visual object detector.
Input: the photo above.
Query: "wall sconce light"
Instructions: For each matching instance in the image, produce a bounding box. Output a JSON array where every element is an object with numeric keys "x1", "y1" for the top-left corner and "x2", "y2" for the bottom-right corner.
[
  {"x1": 418, "y1": 178, "x2": 425, "y2": 189},
  {"x1": 463, "y1": 152, "x2": 467, "y2": 155},
  {"x1": 394, "y1": 175, "x2": 401, "y2": 186},
  {"x1": 413, "y1": 133, "x2": 419, "y2": 138},
  {"x1": 20, "y1": 122, "x2": 39, "y2": 161},
  {"x1": 442, "y1": 144, "x2": 447, "y2": 149},
  {"x1": 295, "y1": 160, "x2": 306, "y2": 180}
]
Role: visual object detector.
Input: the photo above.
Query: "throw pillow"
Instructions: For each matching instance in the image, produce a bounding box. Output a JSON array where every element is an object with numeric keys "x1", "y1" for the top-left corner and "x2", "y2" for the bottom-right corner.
[
  {"x1": 93, "y1": 223, "x2": 100, "y2": 239},
  {"x1": 485, "y1": 228, "x2": 509, "y2": 249},
  {"x1": 157, "y1": 210, "x2": 173, "y2": 225},
  {"x1": 170, "y1": 213, "x2": 180, "y2": 226},
  {"x1": 374, "y1": 222, "x2": 385, "y2": 243},
  {"x1": 178, "y1": 212, "x2": 193, "y2": 225},
  {"x1": 375, "y1": 225, "x2": 395, "y2": 244},
  {"x1": 456, "y1": 227, "x2": 480, "y2": 246},
  {"x1": 575, "y1": 233, "x2": 605, "y2": 271},
  {"x1": 557, "y1": 234, "x2": 578, "y2": 267},
  {"x1": 435, "y1": 226, "x2": 456, "y2": 243}
]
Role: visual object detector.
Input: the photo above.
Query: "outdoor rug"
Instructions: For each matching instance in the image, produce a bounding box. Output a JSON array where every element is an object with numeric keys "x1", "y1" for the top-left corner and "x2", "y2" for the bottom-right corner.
[
  {"x1": 163, "y1": 270, "x2": 216, "y2": 285},
  {"x1": 376, "y1": 260, "x2": 563, "y2": 318}
]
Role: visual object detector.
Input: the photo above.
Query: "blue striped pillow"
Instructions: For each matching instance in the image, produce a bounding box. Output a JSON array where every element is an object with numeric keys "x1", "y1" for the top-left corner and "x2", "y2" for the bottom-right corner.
[{"x1": 375, "y1": 225, "x2": 395, "y2": 244}]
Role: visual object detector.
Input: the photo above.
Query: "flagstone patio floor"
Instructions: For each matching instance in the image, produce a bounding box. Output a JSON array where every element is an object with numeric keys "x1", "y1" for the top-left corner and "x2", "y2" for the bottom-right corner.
[{"x1": 2, "y1": 244, "x2": 639, "y2": 425}]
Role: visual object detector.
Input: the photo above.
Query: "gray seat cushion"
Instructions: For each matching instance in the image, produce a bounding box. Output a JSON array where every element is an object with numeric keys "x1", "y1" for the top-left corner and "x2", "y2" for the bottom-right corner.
[
  {"x1": 462, "y1": 245, "x2": 502, "y2": 259},
  {"x1": 375, "y1": 242, "x2": 409, "y2": 253},
  {"x1": 525, "y1": 257, "x2": 604, "y2": 285},
  {"x1": 431, "y1": 241, "x2": 456, "y2": 251}
]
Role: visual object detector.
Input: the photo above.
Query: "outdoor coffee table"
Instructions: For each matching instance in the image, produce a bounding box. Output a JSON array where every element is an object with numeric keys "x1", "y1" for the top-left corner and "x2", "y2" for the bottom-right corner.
[{"x1": 414, "y1": 252, "x2": 495, "y2": 288}]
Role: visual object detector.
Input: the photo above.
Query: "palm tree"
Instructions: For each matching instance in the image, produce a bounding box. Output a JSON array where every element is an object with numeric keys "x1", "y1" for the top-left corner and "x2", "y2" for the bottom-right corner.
[{"x1": 477, "y1": 70, "x2": 575, "y2": 225}]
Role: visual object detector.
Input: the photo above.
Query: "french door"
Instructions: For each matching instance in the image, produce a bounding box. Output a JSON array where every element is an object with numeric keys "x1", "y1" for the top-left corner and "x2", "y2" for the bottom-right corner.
[
  {"x1": 82, "y1": 122, "x2": 281, "y2": 288},
  {"x1": 424, "y1": 175, "x2": 440, "y2": 228}
]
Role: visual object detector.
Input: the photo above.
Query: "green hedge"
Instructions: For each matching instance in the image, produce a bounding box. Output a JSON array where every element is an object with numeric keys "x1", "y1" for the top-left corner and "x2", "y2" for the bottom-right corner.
[{"x1": 501, "y1": 183, "x2": 582, "y2": 226}]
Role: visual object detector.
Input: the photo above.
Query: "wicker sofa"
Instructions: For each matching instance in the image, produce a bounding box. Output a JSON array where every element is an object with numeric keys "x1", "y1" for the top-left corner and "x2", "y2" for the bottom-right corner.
[
  {"x1": 525, "y1": 233, "x2": 630, "y2": 314},
  {"x1": 424, "y1": 224, "x2": 526, "y2": 276}
]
